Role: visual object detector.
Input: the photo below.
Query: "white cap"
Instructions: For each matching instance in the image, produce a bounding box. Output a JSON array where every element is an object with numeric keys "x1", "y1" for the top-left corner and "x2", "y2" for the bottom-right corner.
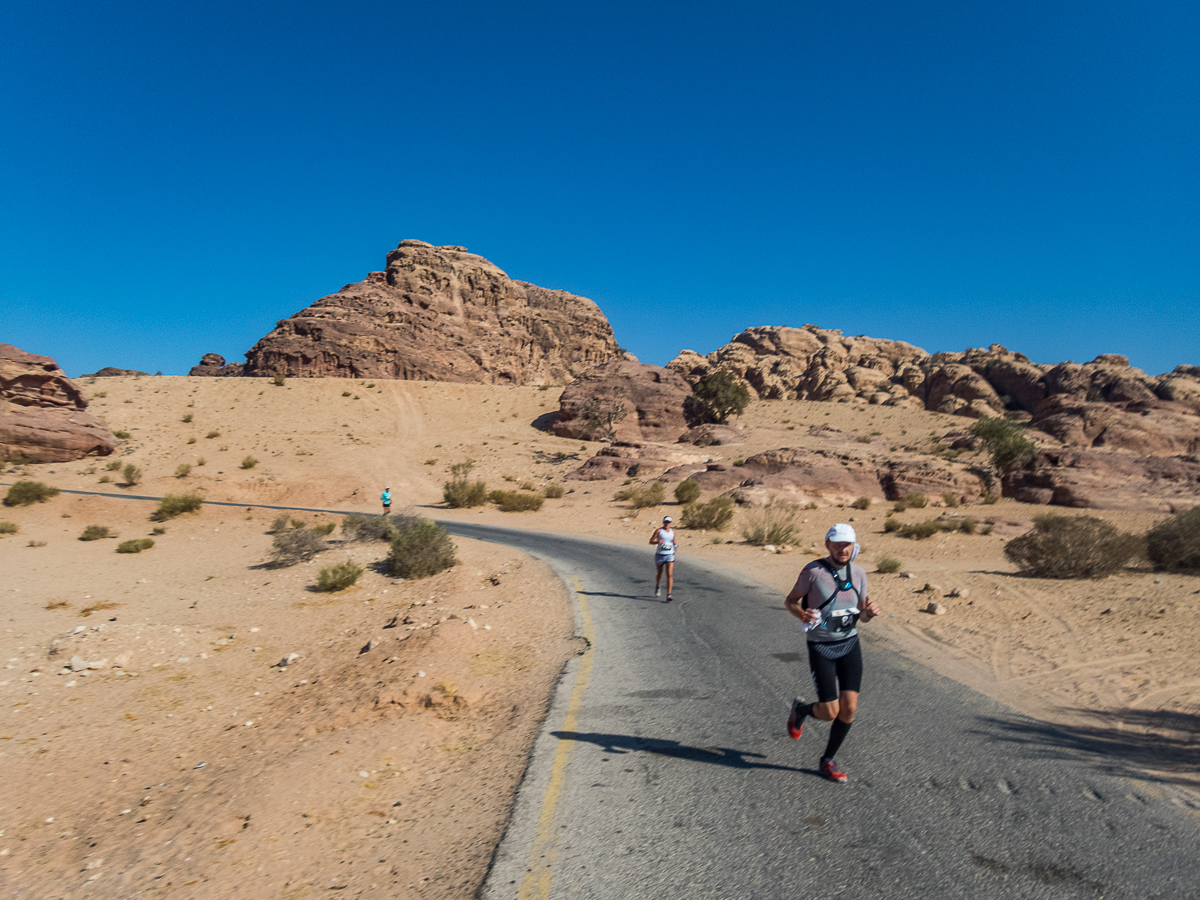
[
  {"x1": 826, "y1": 523, "x2": 856, "y2": 543},
  {"x1": 663, "y1": 516, "x2": 672, "y2": 523}
]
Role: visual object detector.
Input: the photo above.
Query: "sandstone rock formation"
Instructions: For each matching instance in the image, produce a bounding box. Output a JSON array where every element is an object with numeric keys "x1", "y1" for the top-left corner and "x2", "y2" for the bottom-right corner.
[
  {"x1": 1003, "y1": 448, "x2": 1200, "y2": 512},
  {"x1": 1, "y1": 344, "x2": 117, "y2": 462},
  {"x1": 83, "y1": 367, "x2": 151, "y2": 377},
  {"x1": 188, "y1": 353, "x2": 244, "y2": 377},
  {"x1": 564, "y1": 441, "x2": 711, "y2": 482},
  {"x1": 241, "y1": 240, "x2": 621, "y2": 384},
  {"x1": 551, "y1": 360, "x2": 692, "y2": 443}
]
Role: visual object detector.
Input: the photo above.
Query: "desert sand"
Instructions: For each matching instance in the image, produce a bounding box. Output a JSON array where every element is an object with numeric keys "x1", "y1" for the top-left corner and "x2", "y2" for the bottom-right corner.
[{"x1": 1, "y1": 376, "x2": 1197, "y2": 898}]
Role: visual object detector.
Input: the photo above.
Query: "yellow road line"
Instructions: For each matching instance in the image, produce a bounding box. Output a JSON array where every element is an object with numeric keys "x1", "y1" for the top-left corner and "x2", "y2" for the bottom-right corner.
[{"x1": 517, "y1": 576, "x2": 594, "y2": 900}]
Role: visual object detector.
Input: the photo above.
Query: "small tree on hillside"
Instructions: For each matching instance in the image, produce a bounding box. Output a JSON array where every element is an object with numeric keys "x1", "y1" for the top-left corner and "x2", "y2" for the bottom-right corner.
[
  {"x1": 687, "y1": 370, "x2": 750, "y2": 424},
  {"x1": 579, "y1": 387, "x2": 627, "y2": 442},
  {"x1": 970, "y1": 415, "x2": 1036, "y2": 473}
]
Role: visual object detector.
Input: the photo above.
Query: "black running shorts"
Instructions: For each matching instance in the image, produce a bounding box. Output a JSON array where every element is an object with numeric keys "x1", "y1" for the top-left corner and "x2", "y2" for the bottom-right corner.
[{"x1": 807, "y1": 638, "x2": 863, "y2": 703}]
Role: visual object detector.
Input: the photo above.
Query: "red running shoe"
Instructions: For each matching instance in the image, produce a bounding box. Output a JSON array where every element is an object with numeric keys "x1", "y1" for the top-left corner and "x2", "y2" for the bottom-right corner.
[
  {"x1": 786, "y1": 698, "x2": 805, "y2": 740},
  {"x1": 819, "y1": 758, "x2": 848, "y2": 784}
]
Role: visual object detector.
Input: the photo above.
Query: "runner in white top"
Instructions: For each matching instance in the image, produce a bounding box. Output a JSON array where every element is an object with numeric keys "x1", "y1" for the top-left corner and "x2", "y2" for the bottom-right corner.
[{"x1": 649, "y1": 516, "x2": 677, "y2": 602}]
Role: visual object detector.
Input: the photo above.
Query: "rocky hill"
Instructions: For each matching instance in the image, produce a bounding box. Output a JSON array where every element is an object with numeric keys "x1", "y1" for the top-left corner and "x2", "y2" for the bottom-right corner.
[
  {"x1": 239, "y1": 240, "x2": 621, "y2": 384},
  {"x1": 1, "y1": 344, "x2": 116, "y2": 462}
]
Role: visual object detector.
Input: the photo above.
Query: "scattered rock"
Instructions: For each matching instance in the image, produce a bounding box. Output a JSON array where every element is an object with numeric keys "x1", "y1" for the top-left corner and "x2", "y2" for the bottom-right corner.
[
  {"x1": 920, "y1": 583, "x2": 943, "y2": 595},
  {"x1": 948, "y1": 587, "x2": 969, "y2": 598},
  {"x1": 925, "y1": 601, "x2": 947, "y2": 615},
  {"x1": 187, "y1": 353, "x2": 243, "y2": 377},
  {"x1": 69, "y1": 656, "x2": 88, "y2": 672}
]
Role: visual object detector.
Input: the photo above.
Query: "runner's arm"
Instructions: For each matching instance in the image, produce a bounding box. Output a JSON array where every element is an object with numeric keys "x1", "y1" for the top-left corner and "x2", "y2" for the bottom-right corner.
[{"x1": 784, "y1": 569, "x2": 820, "y2": 623}]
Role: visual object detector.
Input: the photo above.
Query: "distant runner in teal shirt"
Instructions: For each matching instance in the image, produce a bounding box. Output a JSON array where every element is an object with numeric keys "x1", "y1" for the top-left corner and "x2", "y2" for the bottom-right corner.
[{"x1": 381, "y1": 487, "x2": 392, "y2": 515}]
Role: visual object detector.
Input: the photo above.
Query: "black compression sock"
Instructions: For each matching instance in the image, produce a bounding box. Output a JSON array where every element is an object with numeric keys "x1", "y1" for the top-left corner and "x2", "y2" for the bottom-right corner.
[{"x1": 823, "y1": 718, "x2": 852, "y2": 760}]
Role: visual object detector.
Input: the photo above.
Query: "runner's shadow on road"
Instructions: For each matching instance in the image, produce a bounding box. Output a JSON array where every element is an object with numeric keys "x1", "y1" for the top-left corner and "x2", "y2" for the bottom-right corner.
[
  {"x1": 972, "y1": 708, "x2": 1200, "y2": 789},
  {"x1": 579, "y1": 590, "x2": 665, "y2": 604},
  {"x1": 552, "y1": 731, "x2": 805, "y2": 773}
]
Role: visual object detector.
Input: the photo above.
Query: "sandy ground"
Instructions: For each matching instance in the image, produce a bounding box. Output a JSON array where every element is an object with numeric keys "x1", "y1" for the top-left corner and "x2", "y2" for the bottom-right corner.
[{"x1": 2, "y1": 375, "x2": 1198, "y2": 897}]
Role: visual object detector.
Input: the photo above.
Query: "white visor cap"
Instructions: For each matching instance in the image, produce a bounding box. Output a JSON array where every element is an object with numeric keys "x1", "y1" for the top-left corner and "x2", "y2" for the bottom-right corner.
[{"x1": 826, "y1": 523, "x2": 857, "y2": 543}]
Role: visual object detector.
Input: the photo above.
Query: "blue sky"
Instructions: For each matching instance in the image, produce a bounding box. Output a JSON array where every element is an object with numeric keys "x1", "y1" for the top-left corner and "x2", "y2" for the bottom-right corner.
[{"x1": 3, "y1": 0, "x2": 1197, "y2": 378}]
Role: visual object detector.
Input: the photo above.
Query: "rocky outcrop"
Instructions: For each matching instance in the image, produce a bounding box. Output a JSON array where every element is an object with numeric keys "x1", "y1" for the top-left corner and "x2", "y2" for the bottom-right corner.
[
  {"x1": 188, "y1": 353, "x2": 244, "y2": 377},
  {"x1": 669, "y1": 329, "x2": 1200, "y2": 453},
  {"x1": 83, "y1": 367, "x2": 151, "y2": 377},
  {"x1": 551, "y1": 360, "x2": 692, "y2": 443},
  {"x1": 241, "y1": 240, "x2": 621, "y2": 384},
  {"x1": 1, "y1": 344, "x2": 117, "y2": 462},
  {"x1": 564, "y1": 441, "x2": 711, "y2": 482},
  {"x1": 1003, "y1": 448, "x2": 1200, "y2": 512}
]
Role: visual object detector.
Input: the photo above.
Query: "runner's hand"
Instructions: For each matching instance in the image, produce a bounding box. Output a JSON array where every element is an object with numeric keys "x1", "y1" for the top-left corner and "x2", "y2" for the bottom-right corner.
[{"x1": 859, "y1": 599, "x2": 882, "y2": 621}]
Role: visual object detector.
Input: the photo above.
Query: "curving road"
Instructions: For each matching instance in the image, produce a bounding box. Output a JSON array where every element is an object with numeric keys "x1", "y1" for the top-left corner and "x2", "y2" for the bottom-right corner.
[{"x1": 440, "y1": 521, "x2": 1200, "y2": 900}]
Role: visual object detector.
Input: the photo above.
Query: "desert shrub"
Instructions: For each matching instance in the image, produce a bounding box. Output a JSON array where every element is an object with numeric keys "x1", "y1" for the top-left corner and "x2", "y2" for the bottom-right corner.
[
  {"x1": 897, "y1": 521, "x2": 941, "y2": 540},
  {"x1": 342, "y1": 391, "x2": 352, "y2": 397},
  {"x1": 105, "y1": 460, "x2": 122, "y2": 471},
  {"x1": 489, "y1": 490, "x2": 545, "y2": 512},
  {"x1": 577, "y1": 387, "x2": 628, "y2": 441},
  {"x1": 443, "y1": 478, "x2": 488, "y2": 508},
  {"x1": 983, "y1": 492, "x2": 1001, "y2": 504},
  {"x1": 0, "y1": 521, "x2": 18, "y2": 535},
  {"x1": 942, "y1": 492, "x2": 960, "y2": 508},
  {"x1": 79, "y1": 525, "x2": 112, "y2": 541},
  {"x1": 959, "y1": 517, "x2": 978, "y2": 535},
  {"x1": 971, "y1": 415, "x2": 1036, "y2": 472},
  {"x1": 181, "y1": 413, "x2": 193, "y2": 423},
  {"x1": 850, "y1": 496, "x2": 871, "y2": 510},
  {"x1": 741, "y1": 499, "x2": 801, "y2": 546},
  {"x1": 543, "y1": 484, "x2": 565, "y2": 499},
  {"x1": 674, "y1": 480, "x2": 701, "y2": 505},
  {"x1": 175, "y1": 464, "x2": 192, "y2": 478},
  {"x1": 903, "y1": 492, "x2": 928, "y2": 509},
  {"x1": 206, "y1": 430, "x2": 220, "y2": 439},
  {"x1": 686, "y1": 370, "x2": 750, "y2": 424},
  {"x1": 1004, "y1": 515, "x2": 1141, "y2": 578},
  {"x1": 113, "y1": 430, "x2": 131, "y2": 439},
  {"x1": 613, "y1": 481, "x2": 666, "y2": 510},
  {"x1": 387, "y1": 519, "x2": 456, "y2": 580},
  {"x1": 883, "y1": 517, "x2": 902, "y2": 533},
  {"x1": 1146, "y1": 506, "x2": 1200, "y2": 571},
  {"x1": 27, "y1": 540, "x2": 46, "y2": 547},
  {"x1": 151, "y1": 526, "x2": 166, "y2": 535},
  {"x1": 122, "y1": 464, "x2": 142, "y2": 486},
  {"x1": 196, "y1": 457, "x2": 206, "y2": 466},
  {"x1": 268, "y1": 527, "x2": 327, "y2": 567},
  {"x1": 290, "y1": 517, "x2": 306, "y2": 529},
  {"x1": 150, "y1": 491, "x2": 203, "y2": 521},
  {"x1": 267, "y1": 512, "x2": 293, "y2": 534},
  {"x1": 241, "y1": 455, "x2": 259, "y2": 469},
  {"x1": 341, "y1": 512, "x2": 398, "y2": 542},
  {"x1": 679, "y1": 496, "x2": 736, "y2": 531},
  {"x1": 310, "y1": 522, "x2": 337, "y2": 536},
  {"x1": 187, "y1": 437, "x2": 197, "y2": 444},
  {"x1": 272, "y1": 370, "x2": 287, "y2": 386},
  {"x1": 98, "y1": 475, "x2": 111, "y2": 483},
  {"x1": 876, "y1": 554, "x2": 904, "y2": 574},
  {"x1": 4, "y1": 481, "x2": 60, "y2": 507},
  {"x1": 116, "y1": 538, "x2": 154, "y2": 554},
  {"x1": 316, "y1": 559, "x2": 364, "y2": 592},
  {"x1": 520, "y1": 481, "x2": 536, "y2": 491}
]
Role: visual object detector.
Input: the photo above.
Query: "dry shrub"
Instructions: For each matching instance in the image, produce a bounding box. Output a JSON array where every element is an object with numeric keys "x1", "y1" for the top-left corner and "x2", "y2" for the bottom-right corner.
[
  {"x1": 267, "y1": 513, "x2": 293, "y2": 534},
  {"x1": 387, "y1": 519, "x2": 456, "y2": 580},
  {"x1": 4, "y1": 481, "x2": 59, "y2": 507},
  {"x1": 443, "y1": 478, "x2": 488, "y2": 508},
  {"x1": 741, "y1": 499, "x2": 801, "y2": 546},
  {"x1": 79, "y1": 525, "x2": 112, "y2": 541},
  {"x1": 680, "y1": 496, "x2": 735, "y2": 531},
  {"x1": 674, "y1": 480, "x2": 701, "y2": 505},
  {"x1": 942, "y1": 492, "x2": 960, "y2": 508},
  {"x1": 1146, "y1": 506, "x2": 1200, "y2": 572},
  {"x1": 896, "y1": 520, "x2": 941, "y2": 540},
  {"x1": 613, "y1": 481, "x2": 665, "y2": 510},
  {"x1": 850, "y1": 497, "x2": 871, "y2": 510},
  {"x1": 310, "y1": 522, "x2": 336, "y2": 536},
  {"x1": 241, "y1": 455, "x2": 259, "y2": 469},
  {"x1": 543, "y1": 484, "x2": 565, "y2": 499},
  {"x1": 0, "y1": 521, "x2": 17, "y2": 535},
  {"x1": 1004, "y1": 515, "x2": 1141, "y2": 578},
  {"x1": 316, "y1": 559, "x2": 364, "y2": 592},
  {"x1": 151, "y1": 492, "x2": 202, "y2": 521},
  {"x1": 342, "y1": 512, "x2": 408, "y2": 542},
  {"x1": 175, "y1": 464, "x2": 192, "y2": 478},
  {"x1": 122, "y1": 464, "x2": 142, "y2": 486},
  {"x1": 883, "y1": 517, "x2": 902, "y2": 533},
  {"x1": 268, "y1": 527, "x2": 327, "y2": 567},
  {"x1": 876, "y1": 554, "x2": 904, "y2": 574},
  {"x1": 116, "y1": 538, "x2": 154, "y2": 554},
  {"x1": 489, "y1": 490, "x2": 545, "y2": 512}
]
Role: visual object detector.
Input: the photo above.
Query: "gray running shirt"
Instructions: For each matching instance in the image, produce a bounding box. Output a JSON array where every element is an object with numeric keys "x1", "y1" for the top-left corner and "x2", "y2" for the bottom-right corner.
[{"x1": 791, "y1": 559, "x2": 868, "y2": 643}]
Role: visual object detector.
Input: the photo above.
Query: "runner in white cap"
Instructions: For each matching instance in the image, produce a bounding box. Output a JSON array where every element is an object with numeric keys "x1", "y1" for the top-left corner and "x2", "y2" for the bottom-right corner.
[
  {"x1": 649, "y1": 515, "x2": 677, "y2": 602},
  {"x1": 782, "y1": 523, "x2": 882, "y2": 783}
]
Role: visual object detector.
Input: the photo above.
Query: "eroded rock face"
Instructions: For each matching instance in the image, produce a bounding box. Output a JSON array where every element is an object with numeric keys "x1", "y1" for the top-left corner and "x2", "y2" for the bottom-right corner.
[
  {"x1": 551, "y1": 360, "x2": 692, "y2": 443},
  {"x1": 242, "y1": 240, "x2": 621, "y2": 384},
  {"x1": 1003, "y1": 448, "x2": 1200, "y2": 512},
  {"x1": 83, "y1": 367, "x2": 151, "y2": 377},
  {"x1": 0, "y1": 344, "x2": 117, "y2": 462}
]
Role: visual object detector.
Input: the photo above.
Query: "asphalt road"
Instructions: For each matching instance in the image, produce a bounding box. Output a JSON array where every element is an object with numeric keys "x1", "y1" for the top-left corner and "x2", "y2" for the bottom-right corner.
[{"x1": 439, "y1": 521, "x2": 1200, "y2": 900}]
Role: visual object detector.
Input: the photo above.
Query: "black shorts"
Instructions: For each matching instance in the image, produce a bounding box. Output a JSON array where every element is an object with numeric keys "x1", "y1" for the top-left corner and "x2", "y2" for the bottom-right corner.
[{"x1": 807, "y1": 638, "x2": 863, "y2": 703}]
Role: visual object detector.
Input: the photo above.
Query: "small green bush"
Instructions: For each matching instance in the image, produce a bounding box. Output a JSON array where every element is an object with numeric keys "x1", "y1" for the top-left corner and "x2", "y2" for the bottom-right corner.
[
  {"x1": 983, "y1": 492, "x2": 1001, "y2": 505},
  {"x1": 883, "y1": 517, "x2": 902, "y2": 533},
  {"x1": 674, "y1": 480, "x2": 701, "y2": 505},
  {"x1": 679, "y1": 496, "x2": 736, "y2": 531},
  {"x1": 267, "y1": 513, "x2": 293, "y2": 534},
  {"x1": 268, "y1": 527, "x2": 327, "y2": 567},
  {"x1": 971, "y1": 415, "x2": 1036, "y2": 472},
  {"x1": 443, "y1": 478, "x2": 488, "y2": 508},
  {"x1": 4, "y1": 481, "x2": 60, "y2": 507},
  {"x1": 175, "y1": 464, "x2": 192, "y2": 478},
  {"x1": 876, "y1": 554, "x2": 904, "y2": 574},
  {"x1": 903, "y1": 492, "x2": 928, "y2": 509},
  {"x1": 316, "y1": 559, "x2": 364, "y2": 592},
  {"x1": 272, "y1": 370, "x2": 287, "y2": 386},
  {"x1": 850, "y1": 496, "x2": 871, "y2": 510},
  {"x1": 959, "y1": 517, "x2": 978, "y2": 535},
  {"x1": 942, "y1": 492, "x2": 960, "y2": 508},
  {"x1": 310, "y1": 522, "x2": 337, "y2": 536},
  {"x1": 151, "y1": 526, "x2": 166, "y2": 535},
  {"x1": 79, "y1": 525, "x2": 112, "y2": 541},
  {"x1": 1146, "y1": 506, "x2": 1200, "y2": 572},
  {"x1": 543, "y1": 484, "x2": 565, "y2": 499},
  {"x1": 241, "y1": 455, "x2": 259, "y2": 470},
  {"x1": 1004, "y1": 515, "x2": 1141, "y2": 578},
  {"x1": 116, "y1": 538, "x2": 154, "y2": 554},
  {"x1": 489, "y1": 490, "x2": 545, "y2": 512},
  {"x1": 113, "y1": 430, "x2": 131, "y2": 440},
  {"x1": 122, "y1": 464, "x2": 142, "y2": 486},
  {"x1": 181, "y1": 413, "x2": 193, "y2": 423},
  {"x1": 613, "y1": 481, "x2": 665, "y2": 510},
  {"x1": 98, "y1": 475, "x2": 111, "y2": 484},
  {"x1": 341, "y1": 512, "x2": 408, "y2": 542},
  {"x1": 387, "y1": 519, "x2": 456, "y2": 579},
  {"x1": 105, "y1": 460, "x2": 122, "y2": 471},
  {"x1": 0, "y1": 521, "x2": 18, "y2": 535},
  {"x1": 897, "y1": 521, "x2": 941, "y2": 540},
  {"x1": 150, "y1": 491, "x2": 203, "y2": 521},
  {"x1": 206, "y1": 430, "x2": 220, "y2": 439},
  {"x1": 741, "y1": 500, "x2": 801, "y2": 546},
  {"x1": 687, "y1": 370, "x2": 751, "y2": 424}
]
